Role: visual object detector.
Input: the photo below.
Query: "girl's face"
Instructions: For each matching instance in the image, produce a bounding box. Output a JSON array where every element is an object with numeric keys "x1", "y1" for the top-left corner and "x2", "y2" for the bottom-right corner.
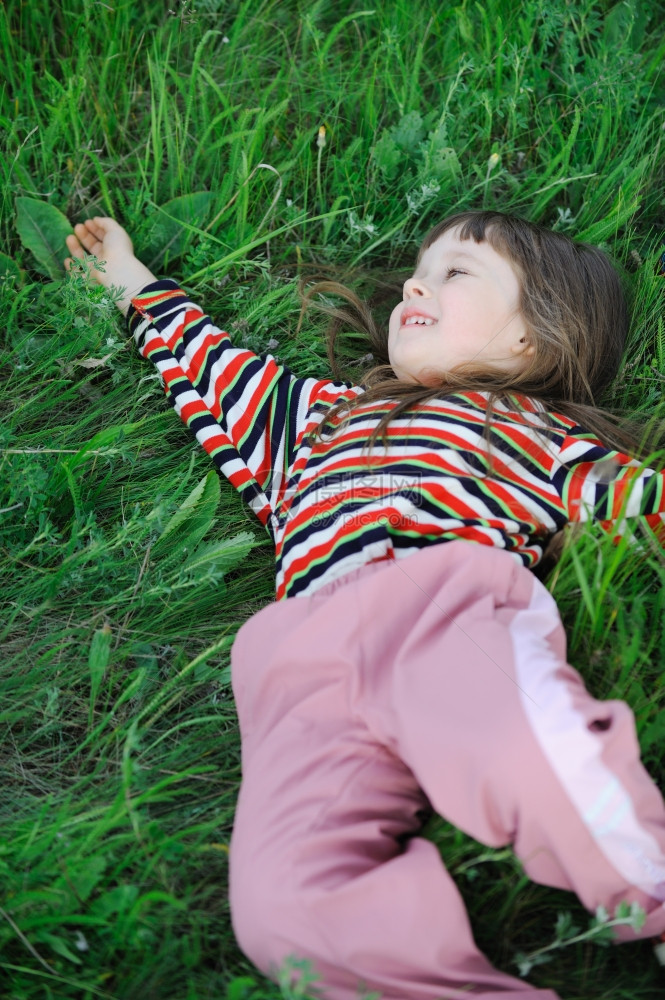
[{"x1": 388, "y1": 227, "x2": 533, "y2": 384}]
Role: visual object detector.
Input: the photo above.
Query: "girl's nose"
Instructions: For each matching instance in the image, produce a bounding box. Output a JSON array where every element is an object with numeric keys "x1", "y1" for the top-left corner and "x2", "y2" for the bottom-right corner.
[{"x1": 403, "y1": 275, "x2": 431, "y2": 298}]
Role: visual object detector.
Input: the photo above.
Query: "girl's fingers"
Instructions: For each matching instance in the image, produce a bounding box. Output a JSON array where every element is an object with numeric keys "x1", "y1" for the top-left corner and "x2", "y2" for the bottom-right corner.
[
  {"x1": 72, "y1": 224, "x2": 102, "y2": 254},
  {"x1": 66, "y1": 217, "x2": 130, "y2": 273},
  {"x1": 65, "y1": 231, "x2": 102, "y2": 267},
  {"x1": 65, "y1": 234, "x2": 85, "y2": 258},
  {"x1": 75, "y1": 219, "x2": 103, "y2": 238},
  {"x1": 84, "y1": 218, "x2": 107, "y2": 239},
  {"x1": 82, "y1": 218, "x2": 118, "y2": 241},
  {"x1": 93, "y1": 216, "x2": 120, "y2": 228}
]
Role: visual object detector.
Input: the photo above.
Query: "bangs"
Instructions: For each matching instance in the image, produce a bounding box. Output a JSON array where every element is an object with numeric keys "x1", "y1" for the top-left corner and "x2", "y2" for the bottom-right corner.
[{"x1": 417, "y1": 211, "x2": 525, "y2": 267}]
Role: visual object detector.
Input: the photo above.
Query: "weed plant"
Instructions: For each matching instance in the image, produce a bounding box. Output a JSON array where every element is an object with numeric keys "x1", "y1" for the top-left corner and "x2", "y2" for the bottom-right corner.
[{"x1": 1, "y1": 0, "x2": 665, "y2": 997}]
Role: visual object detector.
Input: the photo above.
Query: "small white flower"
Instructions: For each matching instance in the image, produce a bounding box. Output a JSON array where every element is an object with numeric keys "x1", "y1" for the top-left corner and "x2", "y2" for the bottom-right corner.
[{"x1": 74, "y1": 931, "x2": 89, "y2": 952}]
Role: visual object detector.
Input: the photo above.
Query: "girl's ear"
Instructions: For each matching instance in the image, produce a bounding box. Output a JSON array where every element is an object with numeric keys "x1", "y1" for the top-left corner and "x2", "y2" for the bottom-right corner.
[{"x1": 512, "y1": 338, "x2": 535, "y2": 357}]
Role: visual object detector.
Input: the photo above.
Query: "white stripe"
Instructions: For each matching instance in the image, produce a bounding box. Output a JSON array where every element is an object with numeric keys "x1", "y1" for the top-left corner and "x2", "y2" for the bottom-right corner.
[
  {"x1": 594, "y1": 797, "x2": 631, "y2": 837},
  {"x1": 583, "y1": 777, "x2": 620, "y2": 823},
  {"x1": 509, "y1": 582, "x2": 665, "y2": 900},
  {"x1": 285, "y1": 539, "x2": 423, "y2": 597}
]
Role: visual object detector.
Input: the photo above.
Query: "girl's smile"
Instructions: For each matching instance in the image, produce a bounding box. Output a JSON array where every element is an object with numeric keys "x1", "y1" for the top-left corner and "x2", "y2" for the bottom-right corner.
[
  {"x1": 388, "y1": 227, "x2": 532, "y2": 384},
  {"x1": 400, "y1": 307, "x2": 436, "y2": 327}
]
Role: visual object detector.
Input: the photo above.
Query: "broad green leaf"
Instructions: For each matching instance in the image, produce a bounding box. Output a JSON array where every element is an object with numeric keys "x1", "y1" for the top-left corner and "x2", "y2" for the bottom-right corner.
[
  {"x1": 371, "y1": 132, "x2": 401, "y2": 180},
  {"x1": 15, "y1": 196, "x2": 72, "y2": 279},
  {"x1": 182, "y1": 531, "x2": 256, "y2": 575},
  {"x1": 152, "y1": 470, "x2": 221, "y2": 559},
  {"x1": 429, "y1": 145, "x2": 461, "y2": 183},
  {"x1": 143, "y1": 191, "x2": 215, "y2": 270},
  {"x1": 391, "y1": 111, "x2": 425, "y2": 151}
]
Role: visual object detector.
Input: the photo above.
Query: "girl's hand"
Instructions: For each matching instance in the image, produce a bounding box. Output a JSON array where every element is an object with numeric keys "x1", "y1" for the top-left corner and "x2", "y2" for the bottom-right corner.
[{"x1": 64, "y1": 217, "x2": 158, "y2": 316}]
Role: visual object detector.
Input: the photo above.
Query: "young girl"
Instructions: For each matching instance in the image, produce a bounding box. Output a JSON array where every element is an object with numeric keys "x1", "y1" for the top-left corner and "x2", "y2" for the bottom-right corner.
[{"x1": 64, "y1": 213, "x2": 665, "y2": 1000}]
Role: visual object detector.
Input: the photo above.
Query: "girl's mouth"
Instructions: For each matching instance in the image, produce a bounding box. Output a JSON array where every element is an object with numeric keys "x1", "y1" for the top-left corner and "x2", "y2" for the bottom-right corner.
[
  {"x1": 401, "y1": 313, "x2": 436, "y2": 328},
  {"x1": 403, "y1": 315, "x2": 435, "y2": 327}
]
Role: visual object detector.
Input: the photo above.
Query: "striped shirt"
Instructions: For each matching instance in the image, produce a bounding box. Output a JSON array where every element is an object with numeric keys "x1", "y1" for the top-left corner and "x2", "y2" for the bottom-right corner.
[{"x1": 127, "y1": 279, "x2": 665, "y2": 600}]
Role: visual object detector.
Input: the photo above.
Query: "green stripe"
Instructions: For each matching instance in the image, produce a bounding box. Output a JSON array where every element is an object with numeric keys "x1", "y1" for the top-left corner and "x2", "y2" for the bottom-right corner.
[
  {"x1": 136, "y1": 288, "x2": 180, "y2": 306},
  {"x1": 318, "y1": 428, "x2": 554, "y2": 506},
  {"x1": 284, "y1": 520, "x2": 389, "y2": 586},
  {"x1": 473, "y1": 478, "x2": 537, "y2": 524},
  {"x1": 235, "y1": 374, "x2": 281, "y2": 455}
]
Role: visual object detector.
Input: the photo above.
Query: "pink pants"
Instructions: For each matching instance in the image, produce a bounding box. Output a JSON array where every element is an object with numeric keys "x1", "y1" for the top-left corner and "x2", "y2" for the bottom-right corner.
[{"x1": 229, "y1": 542, "x2": 665, "y2": 999}]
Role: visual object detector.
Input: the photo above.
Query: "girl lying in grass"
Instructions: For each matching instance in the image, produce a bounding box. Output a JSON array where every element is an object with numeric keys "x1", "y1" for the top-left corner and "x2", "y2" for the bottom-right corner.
[{"x1": 65, "y1": 213, "x2": 665, "y2": 999}]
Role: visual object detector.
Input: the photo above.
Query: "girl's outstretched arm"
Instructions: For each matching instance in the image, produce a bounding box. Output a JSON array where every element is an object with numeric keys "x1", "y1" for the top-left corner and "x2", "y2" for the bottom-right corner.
[
  {"x1": 64, "y1": 217, "x2": 157, "y2": 316},
  {"x1": 63, "y1": 222, "x2": 361, "y2": 540},
  {"x1": 551, "y1": 430, "x2": 665, "y2": 541},
  {"x1": 124, "y1": 278, "x2": 360, "y2": 536}
]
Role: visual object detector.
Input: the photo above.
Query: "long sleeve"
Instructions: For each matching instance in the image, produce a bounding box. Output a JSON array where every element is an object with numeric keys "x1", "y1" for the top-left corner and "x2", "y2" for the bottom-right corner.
[
  {"x1": 550, "y1": 427, "x2": 665, "y2": 534},
  {"x1": 127, "y1": 279, "x2": 361, "y2": 533}
]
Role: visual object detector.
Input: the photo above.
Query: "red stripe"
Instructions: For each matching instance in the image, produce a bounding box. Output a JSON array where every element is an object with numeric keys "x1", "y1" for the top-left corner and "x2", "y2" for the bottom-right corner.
[
  {"x1": 177, "y1": 320, "x2": 228, "y2": 366},
  {"x1": 231, "y1": 364, "x2": 281, "y2": 443},
  {"x1": 200, "y1": 431, "x2": 229, "y2": 454},
  {"x1": 179, "y1": 398, "x2": 210, "y2": 423},
  {"x1": 198, "y1": 347, "x2": 268, "y2": 422},
  {"x1": 161, "y1": 363, "x2": 189, "y2": 386},
  {"x1": 257, "y1": 419, "x2": 273, "y2": 486},
  {"x1": 565, "y1": 462, "x2": 594, "y2": 519},
  {"x1": 484, "y1": 479, "x2": 540, "y2": 525},
  {"x1": 132, "y1": 288, "x2": 187, "y2": 310}
]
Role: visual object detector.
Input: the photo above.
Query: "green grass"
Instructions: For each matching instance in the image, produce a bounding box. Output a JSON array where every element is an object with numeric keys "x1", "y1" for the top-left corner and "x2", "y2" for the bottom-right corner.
[{"x1": 1, "y1": 0, "x2": 665, "y2": 997}]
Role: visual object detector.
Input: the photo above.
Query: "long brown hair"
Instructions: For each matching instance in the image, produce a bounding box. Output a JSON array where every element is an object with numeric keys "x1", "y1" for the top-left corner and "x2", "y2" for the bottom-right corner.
[{"x1": 302, "y1": 211, "x2": 661, "y2": 459}]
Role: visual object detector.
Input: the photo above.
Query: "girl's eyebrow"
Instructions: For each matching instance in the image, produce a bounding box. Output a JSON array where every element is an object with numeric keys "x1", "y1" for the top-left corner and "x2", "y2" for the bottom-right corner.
[
  {"x1": 441, "y1": 249, "x2": 482, "y2": 264},
  {"x1": 414, "y1": 248, "x2": 483, "y2": 277}
]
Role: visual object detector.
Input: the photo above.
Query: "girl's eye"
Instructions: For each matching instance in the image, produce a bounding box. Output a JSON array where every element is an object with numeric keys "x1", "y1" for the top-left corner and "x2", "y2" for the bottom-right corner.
[{"x1": 445, "y1": 267, "x2": 466, "y2": 279}]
